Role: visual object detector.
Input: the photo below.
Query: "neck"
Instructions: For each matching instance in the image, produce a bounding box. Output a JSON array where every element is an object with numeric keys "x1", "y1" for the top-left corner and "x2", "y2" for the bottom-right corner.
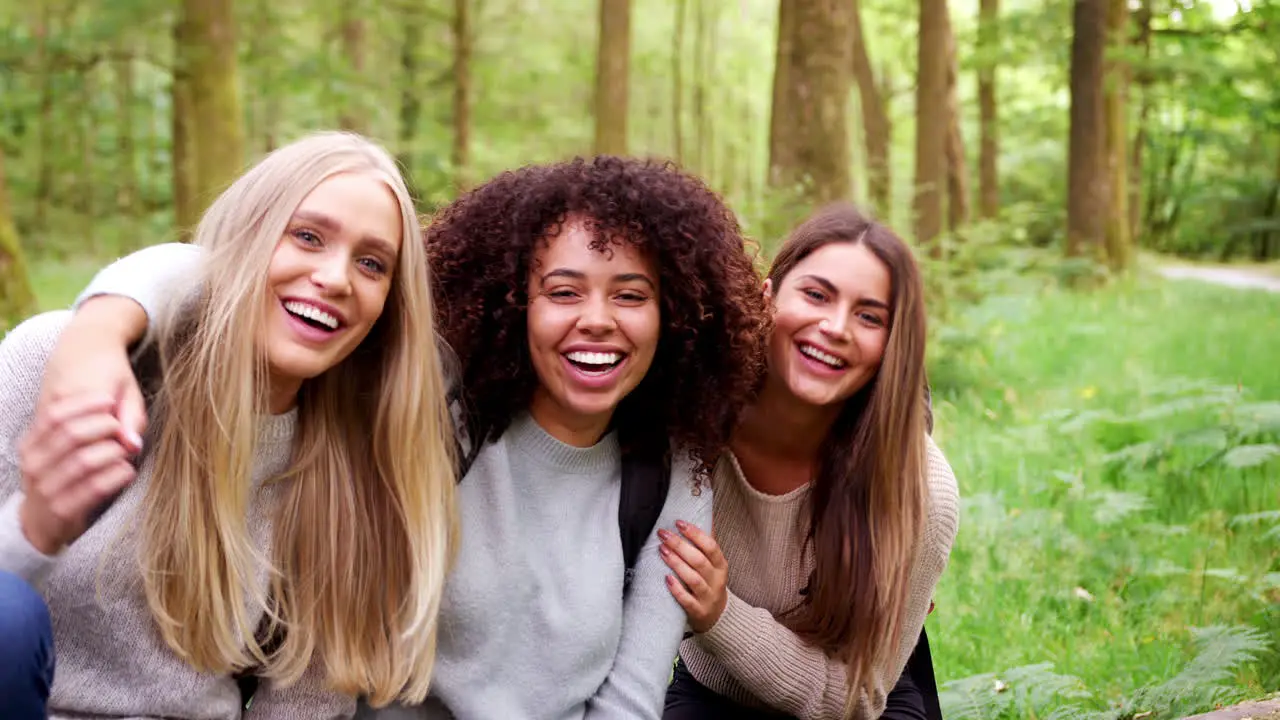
[
  {"x1": 268, "y1": 375, "x2": 302, "y2": 415},
  {"x1": 734, "y1": 375, "x2": 840, "y2": 461},
  {"x1": 528, "y1": 389, "x2": 612, "y2": 448}
]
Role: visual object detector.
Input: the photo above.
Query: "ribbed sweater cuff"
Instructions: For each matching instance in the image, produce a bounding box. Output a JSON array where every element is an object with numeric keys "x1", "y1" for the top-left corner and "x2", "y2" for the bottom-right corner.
[
  {"x1": 698, "y1": 591, "x2": 762, "y2": 660},
  {"x1": 0, "y1": 493, "x2": 58, "y2": 590}
]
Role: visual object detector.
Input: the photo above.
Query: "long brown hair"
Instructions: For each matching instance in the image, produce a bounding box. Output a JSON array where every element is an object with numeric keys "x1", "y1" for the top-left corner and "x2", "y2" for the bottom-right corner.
[{"x1": 767, "y1": 203, "x2": 929, "y2": 709}]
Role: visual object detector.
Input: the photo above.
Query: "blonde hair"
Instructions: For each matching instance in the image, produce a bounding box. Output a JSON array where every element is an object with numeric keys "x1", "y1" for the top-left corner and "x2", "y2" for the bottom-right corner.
[{"x1": 139, "y1": 131, "x2": 456, "y2": 705}]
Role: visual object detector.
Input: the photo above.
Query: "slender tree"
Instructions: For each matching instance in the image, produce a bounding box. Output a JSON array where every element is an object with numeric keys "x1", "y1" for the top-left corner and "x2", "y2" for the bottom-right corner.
[
  {"x1": 593, "y1": 0, "x2": 631, "y2": 156},
  {"x1": 338, "y1": 0, "x2": 367, "y2": 133},
  {"x1": 914, "y1": 0, "x2": 949, "y2": 250},
  {"x1": 767, "y1": 0, "x2": 797, "y2": 186},
  {"x1": 944, "y1": 13, "x2": 970, "y2": 232},
  {"x1": 977, "y1": 0, "x2": 1000, "y2": 219},
  {"x1": 851, "y1": 0, "x2": 891, "y2": 215},
  {"x1": 671, "y1": 0, "x2": 686, "y2": 163},
  {"x1": 453, "y1": 0, "x2": 472, "y2": 189},
  {"x1": 1066, "y1": 0, "x2": 1108, "y2": 258},
  {"x1": 1103, "y1": 0, "x2": 1131, "y2": 270}
]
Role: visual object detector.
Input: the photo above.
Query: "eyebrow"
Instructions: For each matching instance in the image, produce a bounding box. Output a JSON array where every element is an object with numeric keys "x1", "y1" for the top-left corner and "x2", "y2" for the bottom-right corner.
[
  {"x1": 291, "y1": 210, "x2": 399, "y2": 258},
  {"x1": 541, "y1": 268, "x2": 657, "y2": 290},
  {"x1": 797, "y1": 274, "x2": 889, "y2": 310}
]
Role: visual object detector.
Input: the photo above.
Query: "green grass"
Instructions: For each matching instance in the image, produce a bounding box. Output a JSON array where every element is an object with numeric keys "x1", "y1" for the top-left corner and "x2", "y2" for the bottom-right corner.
[
  {"x1": 929, "y1": 277, "x2": 1280, "y2": 718},
  {"x1": 28, "y1": 254, "x2": 108, "y2": 312}
]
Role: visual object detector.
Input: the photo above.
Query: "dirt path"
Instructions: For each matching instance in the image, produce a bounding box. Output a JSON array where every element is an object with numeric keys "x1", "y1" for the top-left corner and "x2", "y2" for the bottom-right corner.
[{"x1": 1158, "y1": 265, "x2": 1280, "y2": 292}]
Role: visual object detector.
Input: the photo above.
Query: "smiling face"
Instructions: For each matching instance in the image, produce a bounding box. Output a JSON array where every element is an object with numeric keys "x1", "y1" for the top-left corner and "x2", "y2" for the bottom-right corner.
[
  {"x1": 765, "y1": 241, "x2": 892, "y2": 409},
  {"x1": 263, "y1": 172, "x2": 403, "y2": 406},
  {"x1": 525, "y1": 219, "x2": 661, "y2": 445}
]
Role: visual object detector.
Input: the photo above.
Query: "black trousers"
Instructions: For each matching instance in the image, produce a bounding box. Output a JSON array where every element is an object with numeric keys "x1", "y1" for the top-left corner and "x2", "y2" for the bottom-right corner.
[{"x1": 663, "y1": 629, "x2": 941, "y2": 720}]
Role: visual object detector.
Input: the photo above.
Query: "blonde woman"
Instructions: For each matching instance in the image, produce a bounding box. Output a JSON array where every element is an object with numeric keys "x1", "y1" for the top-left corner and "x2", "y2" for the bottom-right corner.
[{"x1": 0, "y1": 132, "x2": 457, "y2": 718}]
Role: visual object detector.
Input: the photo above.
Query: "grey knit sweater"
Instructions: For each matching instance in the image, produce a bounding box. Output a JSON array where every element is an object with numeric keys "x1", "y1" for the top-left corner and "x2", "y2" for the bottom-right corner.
[{"x1": 0, "y1": 311, "x2": 354, "y2": 719}]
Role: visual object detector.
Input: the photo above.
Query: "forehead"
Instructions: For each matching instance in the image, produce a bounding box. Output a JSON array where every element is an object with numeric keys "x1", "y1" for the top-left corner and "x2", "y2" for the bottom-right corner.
[
  {"x1": 788, "y1": 242, "x2": 890, "y2": 299},
  {"x1": 295, "y1": 173, "x2": 403, "y2": 243},
  {"x1": 533, "y1": 220, "x2": 654, "y2": 275}
]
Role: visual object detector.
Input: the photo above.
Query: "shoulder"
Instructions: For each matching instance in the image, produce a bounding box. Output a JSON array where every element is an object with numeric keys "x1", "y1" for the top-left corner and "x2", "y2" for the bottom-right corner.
[
  {"x1": 661, "y1": 450, "x2": 714, "y2": 526},
  {"x1": 0, "y1": 311, "x2": 72, "y2": 380},
  {"x1": 922, "y1": 435, "x2": 961, "y2": 559}
]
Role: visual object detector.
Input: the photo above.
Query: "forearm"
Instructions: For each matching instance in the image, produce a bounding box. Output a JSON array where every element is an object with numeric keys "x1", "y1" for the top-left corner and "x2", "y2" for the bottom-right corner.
[{"x1": 72, "y1": 242, "x2": 205, "y2": 350}]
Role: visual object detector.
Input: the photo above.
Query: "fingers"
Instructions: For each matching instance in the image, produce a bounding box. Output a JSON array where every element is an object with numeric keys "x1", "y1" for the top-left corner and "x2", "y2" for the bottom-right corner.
[
  {"x1": 658, "y1": 526, "x2": 714, "y2": 576},
  {"x1": 116, "y1": 383, "x2": 148, "y2": 453},
  {"x1": 660, "y1": 543, "x2": 709, "y2": 595},
  {"x1": 674, "y1": 520, "x2": 727, "y2": 569},
  {"x1": 22, "y1": 401, "x2": 127, "y2": 477},
  {"x1": 665, "y1": 574, "x2": 698, "y2": 613},
  {"x1": 59, "y1": 460, "x2": 135, "y2": 521}
]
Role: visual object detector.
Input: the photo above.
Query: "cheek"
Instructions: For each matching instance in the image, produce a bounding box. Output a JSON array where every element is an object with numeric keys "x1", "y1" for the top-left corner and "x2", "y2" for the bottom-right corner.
[{"x1": 628, "y1": 306, "x2": 662, "y2": 359}]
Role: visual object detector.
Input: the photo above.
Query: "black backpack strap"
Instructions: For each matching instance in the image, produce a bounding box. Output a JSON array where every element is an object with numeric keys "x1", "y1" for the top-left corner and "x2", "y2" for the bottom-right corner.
[
  {"x1": 904, "y1": 627, "x2": 944, "y2": 720},
  {"x1": 618, "y1": 445, "x2": 671, "y2": 593}
]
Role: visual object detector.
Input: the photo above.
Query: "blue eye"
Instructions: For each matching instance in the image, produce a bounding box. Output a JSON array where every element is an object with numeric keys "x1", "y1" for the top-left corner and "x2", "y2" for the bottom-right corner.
[
  {"x1": 358, "y1": 257, "x2": 387, "y2": 275},
  {"x1": 292, "y1": 229, "x2": 321, "y2": 246}
]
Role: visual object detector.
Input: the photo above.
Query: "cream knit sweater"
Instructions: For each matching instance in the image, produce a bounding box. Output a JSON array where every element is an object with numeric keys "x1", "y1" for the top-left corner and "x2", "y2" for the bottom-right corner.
[{"x1": 678, "y1": 437, "x2": 960, "y2": 720}]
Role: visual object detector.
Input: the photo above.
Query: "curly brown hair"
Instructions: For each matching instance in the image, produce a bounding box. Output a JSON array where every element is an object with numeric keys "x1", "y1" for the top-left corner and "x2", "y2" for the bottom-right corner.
[{"x1": 426, "y1": 155, "x2": 767, "y2": 475}]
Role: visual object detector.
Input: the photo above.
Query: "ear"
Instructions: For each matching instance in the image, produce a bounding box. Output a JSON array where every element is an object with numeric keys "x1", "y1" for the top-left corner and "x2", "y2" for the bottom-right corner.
[{"x1": 762, "y1": 278, "x2": 774, "y2": 304}]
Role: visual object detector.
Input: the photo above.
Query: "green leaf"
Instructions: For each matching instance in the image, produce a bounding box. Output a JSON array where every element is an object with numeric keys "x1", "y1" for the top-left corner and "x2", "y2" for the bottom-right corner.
[{"x1": 1221, "y1": 443, "x2": 1280, "y2": 468}]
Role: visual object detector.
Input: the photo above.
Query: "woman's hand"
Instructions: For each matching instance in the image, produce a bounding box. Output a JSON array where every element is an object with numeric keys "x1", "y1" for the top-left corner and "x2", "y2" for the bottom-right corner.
[
  {"x1": 37, "y1": 297, "x2": 149, "y2": 453},
  {"x1": 658, "y1": 519, "x2": 728, "y2": 633},
  {"x1": 18, "y1": 394, "x2": 139, "y2": 555}
]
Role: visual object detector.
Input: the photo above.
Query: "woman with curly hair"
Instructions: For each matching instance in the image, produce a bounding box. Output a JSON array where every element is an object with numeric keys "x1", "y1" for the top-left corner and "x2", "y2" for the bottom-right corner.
[
  {"x1": 657, "y1": 203, "x2": 960, "y2": 720},
  {"x1": 28, "y1": 155, "x2": 769, "y2": 720}
]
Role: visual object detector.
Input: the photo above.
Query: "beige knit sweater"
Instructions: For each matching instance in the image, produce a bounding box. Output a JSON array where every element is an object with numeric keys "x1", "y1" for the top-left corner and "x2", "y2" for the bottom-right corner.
[
  {"x1": 678, "y1": 436, "x2": 960, "y2": 720},
  {"x1": 0, "y1": 311, "x2": 354, "y2": 719}
]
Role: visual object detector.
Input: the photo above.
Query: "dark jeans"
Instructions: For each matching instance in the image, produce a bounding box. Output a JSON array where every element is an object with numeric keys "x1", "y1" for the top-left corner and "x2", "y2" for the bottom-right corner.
[
  {"x1": 664, "y1": 630, "x2": 938, "y2": 720},
  {"x1": 0, "y1": 570, "x2": 56, "y2": 719}
]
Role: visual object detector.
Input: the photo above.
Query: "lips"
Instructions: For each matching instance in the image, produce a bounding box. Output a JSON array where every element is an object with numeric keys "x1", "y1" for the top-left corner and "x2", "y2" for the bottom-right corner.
[
  {"x1": 560, "y1": 346, "x2": 629, "y2": 388},
  {"x1": 795, "y1": 341, "x2": 848, "y2": 372},
  {"x1": 280, "y1": 297, "x2": 348, "y2": 344}
]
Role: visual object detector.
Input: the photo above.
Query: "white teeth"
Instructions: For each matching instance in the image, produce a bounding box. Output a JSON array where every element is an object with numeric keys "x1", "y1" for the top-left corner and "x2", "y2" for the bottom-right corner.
[
  {"x1": 799, "y1": 344, "x2": 846, "y2": 369},
  {"x1": 566, "y1": 351, "x2": 623, "y2": 366},
  {"x1": 283, "y1": 301, "x2": 339, "y2": 330}
]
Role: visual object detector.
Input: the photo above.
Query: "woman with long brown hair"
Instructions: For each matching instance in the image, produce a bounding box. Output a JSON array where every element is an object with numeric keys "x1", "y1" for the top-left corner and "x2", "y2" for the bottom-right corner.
[{"x1": 659, "y1": 203, "x2": 960, "y2": 720}]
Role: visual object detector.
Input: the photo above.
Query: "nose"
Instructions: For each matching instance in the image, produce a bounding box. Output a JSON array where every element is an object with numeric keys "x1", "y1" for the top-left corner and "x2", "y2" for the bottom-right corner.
[
  {"x1": 310, "y1": 250, "x2": 353, "y2": 296},
  {"x1": 576, "y1": 294, "x2": 617, "y2": 335},
  {"x1": 818, "y1": 312, "x2": 851, "y2": 341}
]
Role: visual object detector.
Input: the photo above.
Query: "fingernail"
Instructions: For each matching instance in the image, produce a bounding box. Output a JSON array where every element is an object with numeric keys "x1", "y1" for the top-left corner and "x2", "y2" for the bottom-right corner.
[
  {"x1": 657, "y1": 528, "x2": 672, "y2": 541},
  {"x1": 675, "y1": 520, "x2": 689, "y2": 532},
  {"x1": 126, "y1": 430, "x2": 144, "y2": 451}
]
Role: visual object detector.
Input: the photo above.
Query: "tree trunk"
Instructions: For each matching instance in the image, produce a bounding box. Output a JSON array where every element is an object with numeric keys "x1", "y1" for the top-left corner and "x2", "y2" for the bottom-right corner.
[
  {"x1": 397, "y1": 4, "x2": 424, "y2": 198},
  {"x1": 672, "y1": 0, "x2": 686, "y2": 164},
  {"x1": 851, "y1": 0, "x2": 890, "y2": 216},
  {"x1": 769, "y1": 0, "x2": 854, "y2": 206},
  {"x1": 1129, "y1": 0, "x2": 1151, "y2": 242},
  {"x1": 693, "y1": 0, "x2": 712, "y2": 178},
  {"x1": 914, "y1": 0, "x2": 949, "y2": 250},
  {"x1": 944, "y1": 14, "x2": 969, "y2": 232},
  {"x1": 1066, "y1": 0, "x2": 1108, "y2": 258},
  {"x1": 1103, "y1": 0, "x2": 1131, "y2": 270},
  {"x1": 0, "y1": 147, "x2": 36, "y2": 325},
  {"x1": 180, "y1": 0, "x2": 246, "y2": 221},
  {"x1": 172, "y1": 10, "x2": 198, "y2": 234},
  {"x1": 78, "y1": 72, "x2": 96, "y2": 251},
  {"x1": 452, "y1": 0, "x2": 472, "y2": 189},
  {"x1": 115, "y1": 49, "x2": 138, "y2": 216},
  {"x1": 767, "y1": 0, "x2": 796, "y2": 186},
  {"x1": 593, "y1": 0, "x2": 631, "y2": 156},
  {"x1": 338, "y1": 2, "x2": 366, "y2": 133},
  {"x1": 33, "y1": 3, "x2": 53, "y2": 231},
  {"x1": 977, "y1": 0, "x2": 999, "y2": 219}
]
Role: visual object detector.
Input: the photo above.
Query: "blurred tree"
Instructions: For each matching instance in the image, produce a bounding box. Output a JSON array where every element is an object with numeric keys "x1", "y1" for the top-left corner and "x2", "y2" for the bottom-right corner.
[
  {"x1": 977, "y1": 0, "x2": 999, "y2": 219},
  {"x1": 851, "y1": 0, "x2": 890, "y2": 216},
  {"x1": 915, "y1": 0, "x2": 948, "y2": 251},
  {"x1": 594, "y1": 0, "x2": 631, "y2": 156},
  {"x1": 1067, "y1": 0, "x2": 1107, "y2": 258},
  {"x1": 0, "y1": 147, "x2": 35, "y2": 324}
]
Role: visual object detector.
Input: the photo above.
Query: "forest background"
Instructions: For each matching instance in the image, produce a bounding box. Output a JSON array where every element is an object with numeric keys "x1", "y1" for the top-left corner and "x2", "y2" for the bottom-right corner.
[{"x1": 1, "y1": 0, "x2": 1278, "y2": 717}]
